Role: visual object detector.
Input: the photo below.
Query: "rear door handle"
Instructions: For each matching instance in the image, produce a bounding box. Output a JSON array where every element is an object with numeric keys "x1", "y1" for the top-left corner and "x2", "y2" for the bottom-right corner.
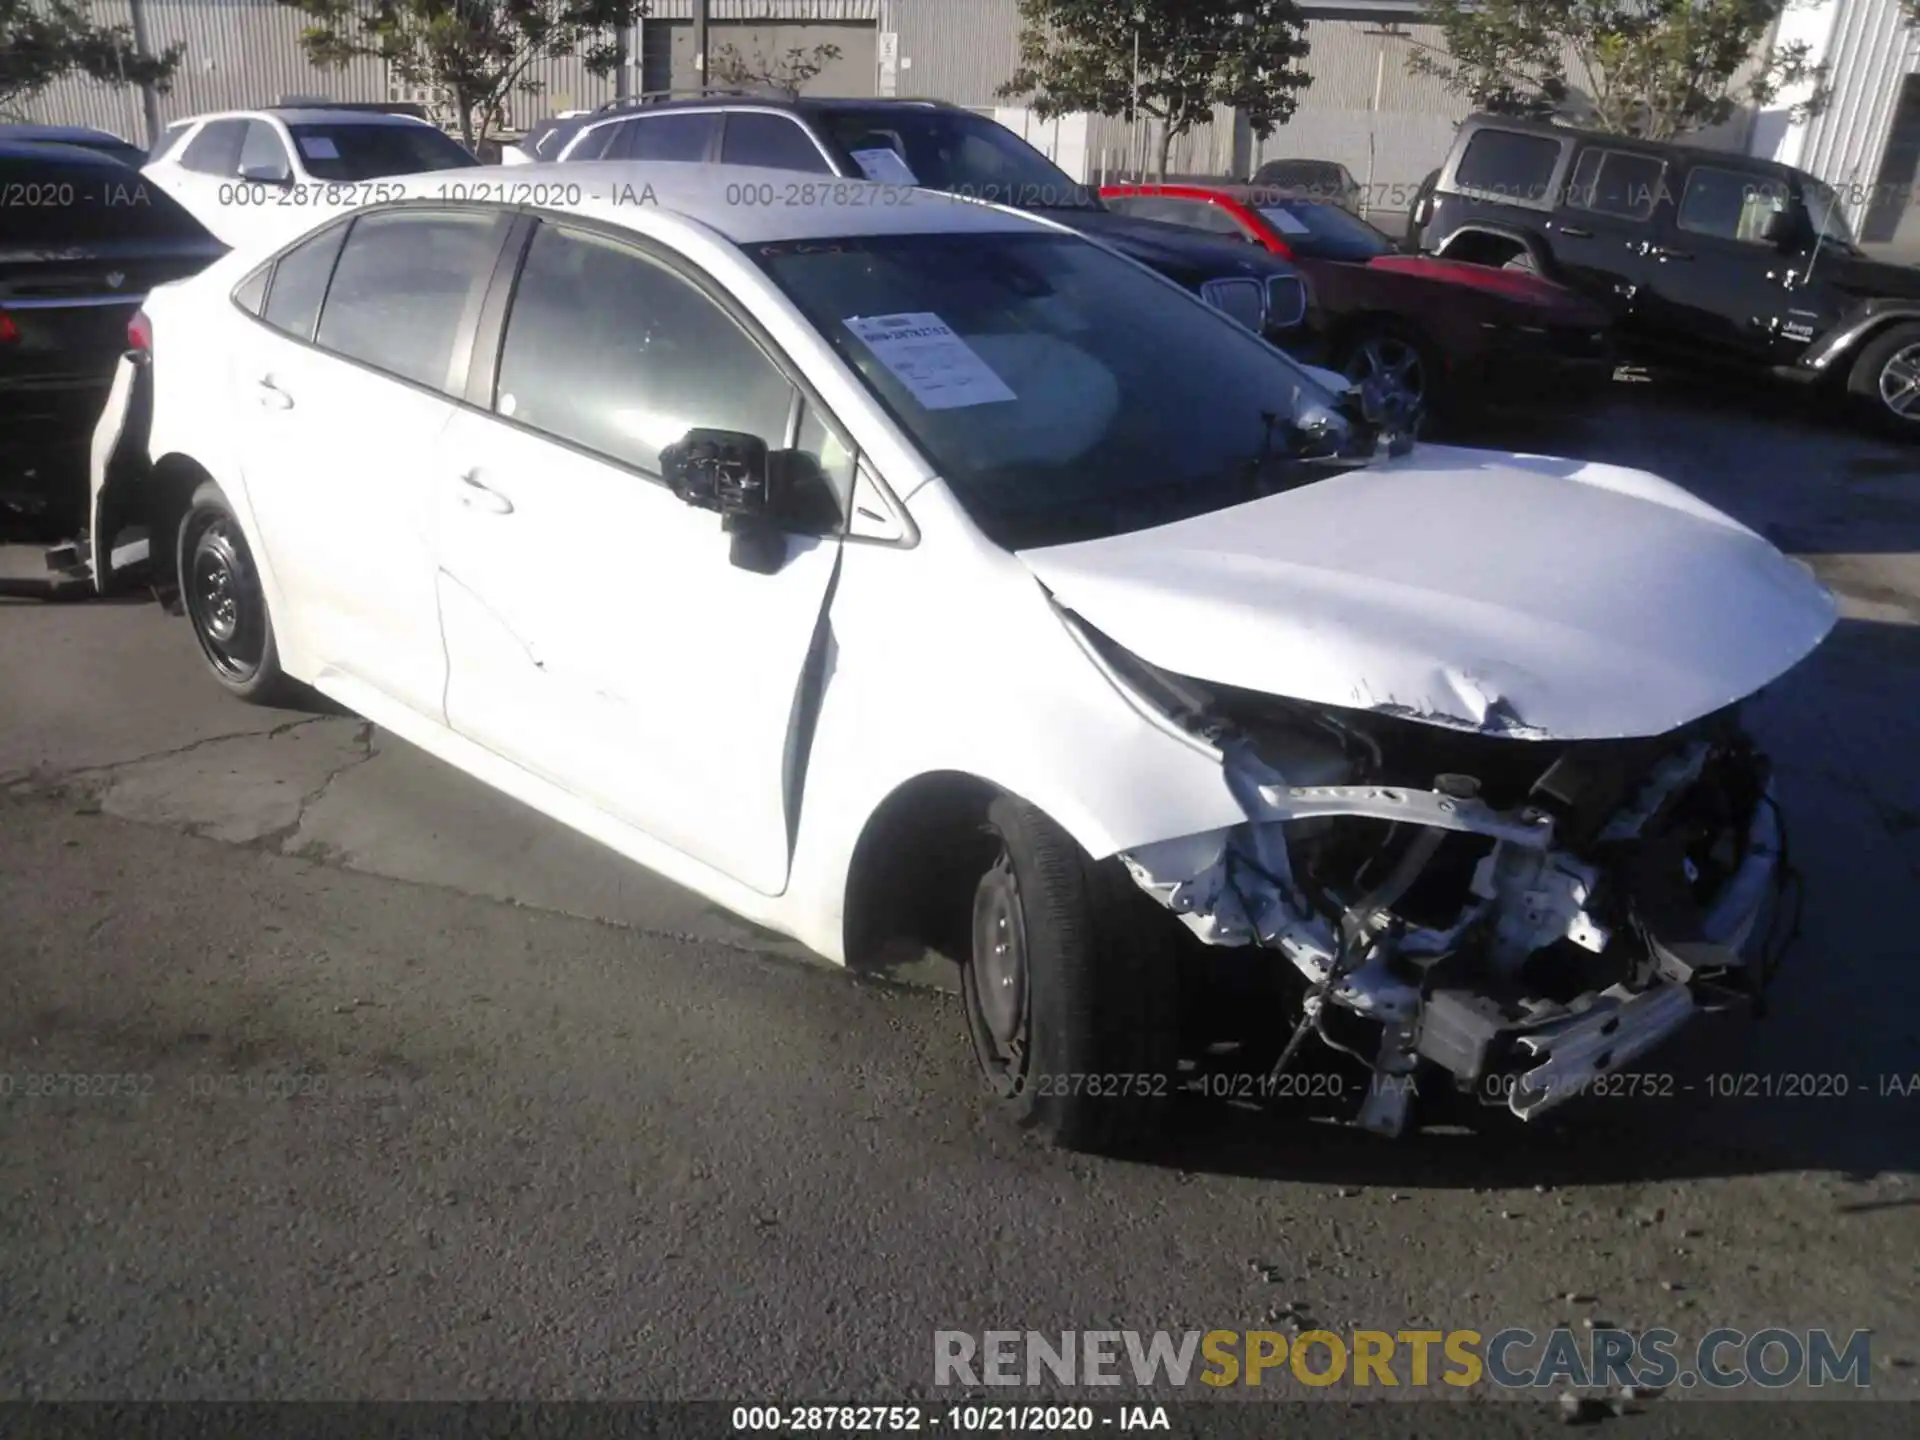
[
  {"x1": 455, "y1": 470, "x2": 514, "y2": 515},
  {"x1": 1558, "y1": 225, "x2": 1593, "y2": 238},
  {"x1": 1650, "y1": 246, "x2": 1692, "y2": 262},
  {"x1": 255, "y1": 378, "x2": 293, "y2": 410}
]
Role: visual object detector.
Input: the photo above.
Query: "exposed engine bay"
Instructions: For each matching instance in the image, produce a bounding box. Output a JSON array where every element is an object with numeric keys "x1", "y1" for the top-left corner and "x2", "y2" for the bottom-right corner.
[{"x1": 1079, "y1": 620, "x2": 1799, "y2": 1138}]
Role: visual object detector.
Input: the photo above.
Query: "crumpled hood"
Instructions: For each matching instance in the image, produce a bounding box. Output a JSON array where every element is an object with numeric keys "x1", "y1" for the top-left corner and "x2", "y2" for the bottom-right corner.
[{"x1": 1017, "y1": 447, "x2": 1838, "y2": 741}]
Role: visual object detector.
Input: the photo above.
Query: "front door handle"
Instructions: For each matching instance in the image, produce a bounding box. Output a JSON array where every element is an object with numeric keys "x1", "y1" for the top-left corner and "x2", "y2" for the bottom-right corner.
[
  {"x1": 455, "y1": 470, "x2": 514, "y2": 515},
  {"x1": 1649, "y1": 245, "x2": 1692, "y2": 262},
  {"x1": 255, "y1": 378, "x2": 293, "y2": 410},
  {"x1": 1558, "y1": 225, "x2": 1593, "y2": 238}
]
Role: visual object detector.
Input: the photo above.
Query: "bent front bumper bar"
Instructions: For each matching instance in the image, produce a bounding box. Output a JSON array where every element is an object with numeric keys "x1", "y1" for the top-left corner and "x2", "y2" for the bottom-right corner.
[{"x1": 1427, "y1": 785, "x2": 1787, "y2": 1123}]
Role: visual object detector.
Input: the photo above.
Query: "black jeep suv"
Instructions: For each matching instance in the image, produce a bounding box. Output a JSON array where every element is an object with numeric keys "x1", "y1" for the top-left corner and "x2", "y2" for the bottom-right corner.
[
  {"x1": 1407, "y1": 113, "x2": 1920, "y2": 435},
  {"x1": 527, "y1": 91, "x2": 1311, "y2": 349}
]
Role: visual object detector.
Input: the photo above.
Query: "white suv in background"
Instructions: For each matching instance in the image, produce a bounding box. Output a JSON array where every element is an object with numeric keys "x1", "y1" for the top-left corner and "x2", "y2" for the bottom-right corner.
[{"x1": 142, "y1": 106, "x2": 479, "y2": 248}]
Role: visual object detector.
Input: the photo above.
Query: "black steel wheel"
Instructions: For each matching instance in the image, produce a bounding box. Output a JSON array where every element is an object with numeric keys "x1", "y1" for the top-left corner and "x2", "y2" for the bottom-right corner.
[
  {"x1": 959, "y1": 795, "x2": 1181, "y2": 1155},
  {"x1": 176, "y1": 481, "x2": 295, "y2": 703}
]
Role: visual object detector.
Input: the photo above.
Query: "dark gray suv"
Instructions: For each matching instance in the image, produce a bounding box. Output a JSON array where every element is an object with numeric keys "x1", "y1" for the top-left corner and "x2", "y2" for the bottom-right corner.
[{"x1": 527, "y1": 92, "x2": 1313, "y2": 348}]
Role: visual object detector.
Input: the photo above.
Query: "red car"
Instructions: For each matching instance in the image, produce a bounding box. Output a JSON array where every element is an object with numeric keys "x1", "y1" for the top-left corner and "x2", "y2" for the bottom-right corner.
[{"x1": 1101, "y1": 182, "x2": 1616, "y2": 422}]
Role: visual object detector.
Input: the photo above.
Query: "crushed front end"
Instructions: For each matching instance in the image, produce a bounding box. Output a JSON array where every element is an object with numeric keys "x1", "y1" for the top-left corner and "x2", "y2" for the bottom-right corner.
[{"x1": 1095, "y1": 635, "x2": 1800, "y2": 1139}]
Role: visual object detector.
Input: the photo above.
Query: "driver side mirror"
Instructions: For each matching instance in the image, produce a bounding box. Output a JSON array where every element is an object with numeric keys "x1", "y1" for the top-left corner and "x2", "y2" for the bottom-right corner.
[
  {"x1": 660, "y1": 428, "x2": 789, "y2": 574},
  {"x1": 239, "y1": 160, "x2": 292, "y2": 187}
]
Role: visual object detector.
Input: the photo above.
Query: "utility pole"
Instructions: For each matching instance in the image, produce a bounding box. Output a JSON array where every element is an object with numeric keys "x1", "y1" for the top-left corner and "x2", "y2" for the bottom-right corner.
[
  {"x1": 692, "y1": 0, "x2": 709, "y2": 90},
  {"x1": 1360, "y1": 23, "x2": 1407, "y2": 223},
  {"x1": 1130, "y1": 26, "x2": 1141, "y2": 179},
  {"x1": 126, "y1": 0, "x2": 162, "y2": 148}
]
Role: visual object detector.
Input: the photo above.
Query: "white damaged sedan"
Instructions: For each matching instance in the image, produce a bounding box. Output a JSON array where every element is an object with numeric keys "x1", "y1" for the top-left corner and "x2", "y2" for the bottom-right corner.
[{"x1": 92, "y1": 162, "x2": 1836, "y2": 1153}]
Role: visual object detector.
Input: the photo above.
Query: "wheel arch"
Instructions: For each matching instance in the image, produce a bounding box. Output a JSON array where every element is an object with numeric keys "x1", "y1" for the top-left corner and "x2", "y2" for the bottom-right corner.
[
  {"x1": 1432, "y1": 225, "x2": 1553, "y2": 275},
  {"x1": 147, "y1": 450, "x2": 307, "y2": 676},
  {"x1": 838, "y1": 767, "x2": 1154, "y2": 975},
  {"x1": 147, "y1": 451, "x2": 218, "y2": 591},
  {"x1": 1825, "y1": 309, "x2": 1920, "y2": 378}
]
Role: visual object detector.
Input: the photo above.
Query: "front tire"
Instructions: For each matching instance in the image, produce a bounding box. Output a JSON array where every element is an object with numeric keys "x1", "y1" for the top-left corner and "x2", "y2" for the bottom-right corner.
[
  {"x1": 961, "y1": 796, "x2": 1180, "y2": 1155},
  {"x1": 1846, "y1": 321, "x2": 1920, "y2": 439},
  {"x1": 1338, "y1": 321, "x2": 1440, "y2": 426},
  {"x1": 177, "y1": 481, "x2": 296, "y2": 704}
]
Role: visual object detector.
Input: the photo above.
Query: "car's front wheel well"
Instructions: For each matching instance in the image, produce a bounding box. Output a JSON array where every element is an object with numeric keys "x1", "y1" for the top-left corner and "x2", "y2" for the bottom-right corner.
[{"x1": 841, "y1": 772, "x2": 1006, "y2": 975}]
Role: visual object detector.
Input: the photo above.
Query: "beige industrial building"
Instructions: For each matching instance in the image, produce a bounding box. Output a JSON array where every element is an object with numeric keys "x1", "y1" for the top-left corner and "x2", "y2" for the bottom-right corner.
[{"x1": 20, "y1": 0, "x2": 1920, "y2": 238}]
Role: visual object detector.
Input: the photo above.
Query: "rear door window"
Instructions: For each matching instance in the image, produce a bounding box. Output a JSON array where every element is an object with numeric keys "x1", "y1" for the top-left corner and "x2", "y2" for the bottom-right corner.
[
  {"x1": 260, "y1": 222, "x2": 350, "y2": 341},
  {"x1": 312, "y1": 209, "x2": 506, "y2": 391},
  {"x1": 564, "y1": 122, "x2": 621, "y2": 160},
  {"x1": 1677, "y1": 165, "x2": 1790, "y2": 244},
  {"x1": 179, "y1": 118, "x2": 247, "y2": 176},
  {"x1": 1565, "y1": 146, "x2": 1667, "y2": 220},
  {"x1": 1453, "y1": 128, "x2": 1563, "y2": 205},
  {"x1": 623, "y1": 113, "x2": 720, "y2": 162},
  {"x1": 720, "y1": 113, "x2": 832, "y2": 173}
]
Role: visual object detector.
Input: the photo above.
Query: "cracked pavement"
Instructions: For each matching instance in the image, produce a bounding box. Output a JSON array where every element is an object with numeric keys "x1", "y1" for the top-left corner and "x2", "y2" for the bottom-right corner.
[{"x1": 1, "y1": 374, "x2": 1918, "y2": 1420}]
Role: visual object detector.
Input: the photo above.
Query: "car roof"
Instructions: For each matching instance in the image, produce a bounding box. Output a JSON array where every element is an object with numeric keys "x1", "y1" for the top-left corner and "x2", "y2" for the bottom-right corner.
[
  {"x1": 0, "y1": 123, "x2": 129, "y2": 143},
  {"x1": 172, "y1": 108, "x2": 436, "y2": 128},
  {"x1": 0, "y1": 138, "x2": 141, "y2": 166},
  {"x1": 375, "y1": 160, "x2": 1059, "y2": 245},
  {"x1": 556, "y1": 94, "x2": 959, "y2": 132},
  {"x1": 1458, "y1": 112, "x2": 1808, "y2": 180}
]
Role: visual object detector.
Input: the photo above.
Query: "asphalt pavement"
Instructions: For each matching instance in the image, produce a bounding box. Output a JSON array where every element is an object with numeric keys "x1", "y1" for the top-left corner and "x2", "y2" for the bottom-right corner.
[{"x1": 2, "y1": 373, "x2": 1918, "y2": 1424}]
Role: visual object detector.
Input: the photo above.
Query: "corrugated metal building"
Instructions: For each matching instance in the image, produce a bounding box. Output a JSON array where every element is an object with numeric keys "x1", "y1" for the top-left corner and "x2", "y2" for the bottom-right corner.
[
  {"x1": 19, "y1": 0, "x2": 1914, "y2": 234},
  {"x1": 1749, "y1": 0, "x2": 1920, "y2": 243}
]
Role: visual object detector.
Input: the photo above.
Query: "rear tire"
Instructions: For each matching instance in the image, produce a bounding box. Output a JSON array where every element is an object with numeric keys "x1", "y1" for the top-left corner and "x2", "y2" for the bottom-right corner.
[
  {"x1": 176, "y1": 481, "x2": 297, "y2": 705},
  {"x1": 961, "y1": 795, "x2": 1180, "y2": 1155},
  {"x1": 1502, "y1": 250, "x2": 1541, "y2": 275},
  {"x1": 1845, "y1": 321, "x2": 1920, "y2": 440}
]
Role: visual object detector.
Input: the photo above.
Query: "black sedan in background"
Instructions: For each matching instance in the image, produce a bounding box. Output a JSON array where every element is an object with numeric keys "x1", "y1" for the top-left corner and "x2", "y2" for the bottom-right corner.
[{"x1": 1, "y1": 140, "x2": 225, "y2": 539}]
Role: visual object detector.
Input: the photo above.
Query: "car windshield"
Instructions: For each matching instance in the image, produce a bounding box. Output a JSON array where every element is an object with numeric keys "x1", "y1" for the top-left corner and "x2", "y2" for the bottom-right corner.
[
  {"x1": 1252, "y1": 196, "x2": 1395, "y2": 260},
  {"x1": 815, "y1": 108, "x2": 1100, "y2": 211},
  {"x1": 750, "y1": 231, "x2": 1349, "y2": 550},
  {"x1": 286, "y1": 122, "x2": 478, "y2": 181},
  {"x1": 1802, "y1": 181, "x2": 1859, "y2": 249}
]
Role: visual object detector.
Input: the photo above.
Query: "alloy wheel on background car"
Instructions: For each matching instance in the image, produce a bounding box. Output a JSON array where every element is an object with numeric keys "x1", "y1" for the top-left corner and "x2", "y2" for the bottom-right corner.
[
  {"x1": 1878, "y1": 342, "x2": 1920, "y2": 424},
  {"x1": 1344, "y1": 333, "x2": 1428, "y2": 417}
]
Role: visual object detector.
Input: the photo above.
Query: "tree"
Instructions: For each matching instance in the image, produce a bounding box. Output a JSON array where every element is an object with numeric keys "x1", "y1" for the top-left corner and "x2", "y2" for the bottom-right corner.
[
  {"x1": 1408, "y1": 1, "x2": 1826, "y2": 142},
  {"x1": 279, "y1": 0, "x2": 652, "y2": 150},
  {"x1": 998, "y1": 0, "x2": 1313, "y2": 181},
  {"x1": 0, "y1": 0, "x2": 183, "y2": 121},
  {"x1": 707, "y1": 39, "x2": 842, "y2": 98}
]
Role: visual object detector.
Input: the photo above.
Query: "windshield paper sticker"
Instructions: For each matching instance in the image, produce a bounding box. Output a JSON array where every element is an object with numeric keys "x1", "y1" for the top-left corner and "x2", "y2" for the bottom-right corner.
[
  {"x1": 851, "y1": 147, "x2": 918, "y2": 185},
  {"x1": 298, "y1": 136, "x2": 340, "y2": 160},
  {"x1": 1260, "y1": 207, "x2": 1311, "y2": 235},
  {"x1": 844, "y1": 313, "x2": 1016, "y2": 410}
]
